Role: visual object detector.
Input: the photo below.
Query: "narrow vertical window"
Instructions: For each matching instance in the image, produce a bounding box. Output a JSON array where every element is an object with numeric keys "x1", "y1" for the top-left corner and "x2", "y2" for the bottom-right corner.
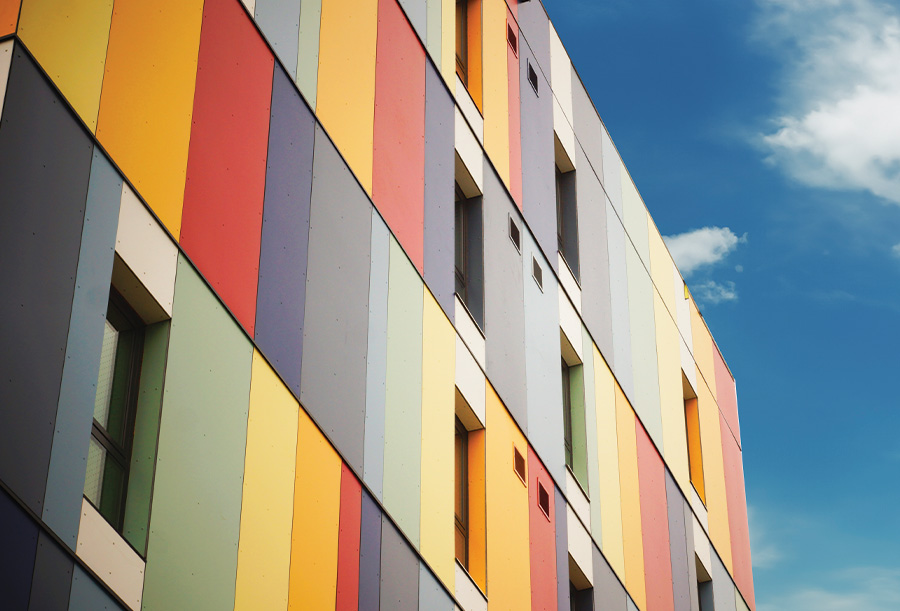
[
  {"x1": 455, "y1": 416, "x2": 469, "y2": 568},
  {"x1": 555, "y1": 140, "x2": 579, "y2": 279},
  {"x1": 684, "y1": 374, "x2": 705, "y2": 503},
  {"x1": 455, "y1": 183, "x2": 468, "y2": 305},
  {"x1": 456, "y1": 0, "x2": 469, "y2": 85},
  {"x1": 562, "y1": 357, "x2": 574, "y2": 471},
  {"x1": 454, "y1": 176, "x2": 484, "y2": 329}
]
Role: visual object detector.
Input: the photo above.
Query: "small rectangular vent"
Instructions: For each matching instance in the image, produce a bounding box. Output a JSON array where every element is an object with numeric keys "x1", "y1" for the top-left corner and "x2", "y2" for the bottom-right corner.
[
  {"x1": 514, "y1": 446, "x2": 526, "y2": 485},
  {"x1": 507, "y1": 23, "x2": 518, "y2": 56},
  {"x1": 532, "y1": 256, "x2": 543, "y2": 290},
  {"x1": 509, "y1": 215, "x2": 521, "y2": 252},
  {"x1": 538, "y1": 482, "x2": 550, "y2": 519},
  {"x1": 527, "y1": 61, "x2": 538, "y2": 94}
]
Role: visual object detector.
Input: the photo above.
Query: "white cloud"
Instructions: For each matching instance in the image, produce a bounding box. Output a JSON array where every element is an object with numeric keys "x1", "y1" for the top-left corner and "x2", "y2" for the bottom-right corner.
[
  {"x1": 892, "y1": 243, "x2": 900, "y2": 257},
  {"x1": 663, "y1": 226, "x2": 747, "y2": 277},
  {"x1": 748, "y1": 505, "x2": 783, "y2": 570},
  {"x1": 694, "y1": 280, "x2": 738, "y2": 305},
  {"x1": 757, "y1": 0, "x2": 900, "y2": 204},
  {"x1": 758, "y1": 567, "x2": 900, "y2": 611}
]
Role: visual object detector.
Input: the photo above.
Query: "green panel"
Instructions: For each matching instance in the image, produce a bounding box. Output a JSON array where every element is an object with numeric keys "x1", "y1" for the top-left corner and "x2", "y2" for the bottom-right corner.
[
  {"x1": 122, "y1": 321, "x2": 169, "y2": 555},
  {"x1": 141, "y1": 257, "x2": 252, "y2": 610},
  {"x1": 570, "y1": 363, "x2": 589, "y2": 489},
  {"x1": 382, "y1": 237, "x2": 424, "y2": 547},
  {"x1": 425, "y1": 0, "x2": 441, "y2": 63},
  {"x1": 296, "y1": 0, "x2": 321, "y2": 108},
  {"x1": 581, "y1": 327, "x2": 602, "y2": 546}
]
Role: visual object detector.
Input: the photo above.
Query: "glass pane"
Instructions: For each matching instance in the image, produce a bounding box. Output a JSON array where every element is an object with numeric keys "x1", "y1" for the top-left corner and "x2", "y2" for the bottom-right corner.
[
  {"x1": 93, "y1": 320, "x2": 119, "y2": 428},
  {"x1": 99, "y1": 452, "x2": 126, "y2": 528},
  {"x1": 106, "y1": 328, "x2": 135, "y2": 445},
  {"x1": 84, "y1": 436, "x2": 106, "y2": 505}
]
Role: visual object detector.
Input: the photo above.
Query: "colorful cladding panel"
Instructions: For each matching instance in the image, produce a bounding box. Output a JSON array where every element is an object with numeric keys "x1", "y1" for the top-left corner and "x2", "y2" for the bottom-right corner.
[
  {"x1": 0, "y1": 0, "x2": 19, "y2": 35},
  {"x1": 1, "y1": 0, "x2": 756, "y2": 607}
]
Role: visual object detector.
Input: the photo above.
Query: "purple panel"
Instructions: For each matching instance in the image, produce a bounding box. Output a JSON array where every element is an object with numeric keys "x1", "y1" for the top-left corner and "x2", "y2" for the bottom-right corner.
[
  {"x1": 254, "y1": 66, "x2": 315, "y2": 396},
  {"x1": 555, "y1": 486, "x2": 570, "y2": 611},
  {"x1": 358, "y1": 491, "x2": 382, "y2": 611},
  {"x1": 423, "y1": 60, "x2": 455, "y2": 322},
  {"x1": 592, "y1": 543, "x2": 627, "y2": 611},
  {"x1": 0, "y1": 488, "x2": 40, "y2": 610},
  {"x1": 28, "y1": 531, "x2": 74, "y2": 611}
]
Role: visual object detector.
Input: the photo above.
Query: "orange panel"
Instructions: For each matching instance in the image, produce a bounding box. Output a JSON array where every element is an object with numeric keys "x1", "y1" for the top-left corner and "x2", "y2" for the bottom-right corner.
[
  {"x1": 0, "y1": 0, "x2": 18, "y2": 36},
  {"x1": 506, "y1": 11, "x2": 522, "y2": 208},
  {"x1": 636, "y1": 423, "x2": 674, "y2": 611},
  {"x1": 528, "y1": 447, "x2": 557, "y2": 609},
  {"x1": 467, "y1": 0, "x2": 482, "y2": 111},
  {"x1": 468, "y1": 428, "x2": 487, "y2": 589},
  {"x1": 721, "y1": 414, "x2": 755, "y2": 610},
  {"x1": 685, "y1": 397, "x2": 705, "y2": 503}
]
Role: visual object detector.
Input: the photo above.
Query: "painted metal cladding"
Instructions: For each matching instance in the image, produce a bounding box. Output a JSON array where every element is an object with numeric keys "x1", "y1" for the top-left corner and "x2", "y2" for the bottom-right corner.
[{"x1": 0, "y1": 0, "x2": 754, "y2": 610}]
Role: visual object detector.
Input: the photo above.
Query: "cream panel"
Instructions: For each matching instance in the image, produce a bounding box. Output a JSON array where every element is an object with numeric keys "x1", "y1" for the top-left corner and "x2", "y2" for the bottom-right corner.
[
  {"x1": 565, "y1": 469, "x2": 591, "y2": 530},
  {"x1": 455, "y1": 335, "x2": 486, "y2": 428},
  {"x1": 76, "y1": 499, "x2": 145, "y2": 610},
  {"x1": 691, "y1": 483, "x2": 709, "y2": 532},
  {"x1": 115, "y1": 184, "x2": 178, "y2": 316},
  {"x1": 456, "y1": 77, "x2": 484, "y2": 145},
  {"x1": 621, "y1": 168, "x2": 651, "y2": 269},
  {"x1": 455, "y1": 107, "x2": 484, "y2": 193},
  {"x1": 0, "y1": 40, "x2": 12, "y2": 117},
  {"x1": 241, "y1": 0, "x2": 256, "y2": 13},
  {"x1": 455, "y1": 297, "x2": 486, "y2": 369},
  {"x1": 648, "y1": 221, "x2": 676, "y2": 318},
  {"x1": 548, "y1": 24, "x2": 573, "y2": 126},
  {"x1": 558, "y1": 284, "x2": 583, "y2": 362},
  {"x1": 455, "y1": 563, "x2": 488, "y2": 611},
  {"x1": 567, "y1": 504, "x2": 594, "y2": 587},
  {"x1": 558, "y1": 252, "x2": 582, "y2": 316}
]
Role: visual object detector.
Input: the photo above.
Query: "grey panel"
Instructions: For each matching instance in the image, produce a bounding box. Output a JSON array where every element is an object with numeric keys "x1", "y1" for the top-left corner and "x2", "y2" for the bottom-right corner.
[
  {"x1": 712, "y1": 553, "x2": 738, "y2": 611},
  {"x1": 555, "y1": 486, "x2": 570, "y2": 611},
  {"x1": 380, "y1": 517, "x2": 419, "y2": 611},
  {"x1": 0, "y1": 48, "x2": 94, "y2": 515},
  {"x1": 684, "y1": 500, "x2": 700, "y2": 610},
  {"x1": 397, "y1": 0, "x2": 426, "y2": 44},
  {"x1": 601, "y1": 126, "x2": 623, "y2": 219},
  {"x1": 255, "y1": 66, "x2": 315, "y2": 397},
  {"x1": 0, "y1": 488, "x2": 40, "y2": 610},
  {"x1": 605, "y1": 201, "x2": 634, "y2": 402},
  {"x1": 254, "y1": 0, "x2": 302, "y2": 79},
  {"x1": 572, "y1": 70, "x2": 603, "y2": 187},
  {"x1": 516, "y1": 0, "x2": 550, "y2": 85},
  {"x1": 627, "y1": 596, "x2": 639, "y2": 611},
  {"x1": 359, "y1": 491, "x2": 382, "y2": 611},
  {"x1": 592, "y1": 544, "x2": 627, "y2": 611},
  {"x1": 418, "y1": 563, "x2": 453, "y2": 611},
  {"x1": 423, "y1": 61, "x2": 456, "y2": 322},
  {"x1": 519, "y1": 41, "x2": 557, "y2": 273},
  {"x1": 364, "y1": 211, "x2": 390, "y2": 501},
  {"x1": 576, "y1": 144, "x2": 614, "y2": 369},
  {"x1": 68, "y1": 566, "x2": 123, "y2": 611},
  {"x1": 666, "y1": 472, "x2": 693, "y2": 610},
  {"x1": 482, "y1": 165, "x2": 527, "y2": 430},
  {"x1": 522, "y1": 231, "x2": 565, "y2": 485},
  {"x1": 300, "y1": 125, "x2": 373, "y2": 473},
  {"x1": 28, "y1": 531, "x2": 74, "y2": 611},
  {"x1": 42, "y1": 151, "x2": 121, "y2": 550}
]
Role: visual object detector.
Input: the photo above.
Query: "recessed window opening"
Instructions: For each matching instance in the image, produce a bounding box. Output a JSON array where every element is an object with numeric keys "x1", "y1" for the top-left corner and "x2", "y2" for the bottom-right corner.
[
  {"x1": 555, "y1": 134, "x2": 579, "y2": 280},
  {"x1": 507, "y1": 23, "x2": 518, "y2": 56},
  {"x1": 455, "y1": 416, "x2": 469, "y2": 568},
  {"x1": 560, "y1": 332, "x2": 588, "y2": 489},
  {"x1": 509, "y1": 214, "x2": 521, "y2": 252},
  {"x1": 684, "y1": 372, "x2": 705, "y2": 504},
  {"x1": 532, "y1": 257, "x2": 543, "y2": 291},
  {"x1": 561, "y1": 357, "x2": 574, "y2": 470},
  {"x1": 456, "y1": 0, "x2": 469, "y2": 85},
  {"x1": 514, "y1": 446, "x2": 526, "y2": 485},
  {"x1": 538, "y1": 482, "x2": 550, "y2": 519},
  {"x1": 527, "y1": 60, "x2": 538, "y2": 94}
]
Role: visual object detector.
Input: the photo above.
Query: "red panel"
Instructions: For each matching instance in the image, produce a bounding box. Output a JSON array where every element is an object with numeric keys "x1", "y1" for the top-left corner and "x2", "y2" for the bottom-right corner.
[
  {"x1": 507, "y1": 12, "x2": 522, "y2": 209},
  {"x1": 335, "y1": 462, "x2": 362, "y2": 610},
  {"x1": 636, "y1": 423, "x2": 674, "y2": 611},
  {"x1": 713, "y1": 342, "x2": 741, "y2": 447},
  {"x1": 179, "y1": 0, "x2": 273, "y2": 336},
  {"x1": 372, "y1": 0, "x2": 426, "y2": 274},
  {"x1": 721, "y1": 414, "x2": 755, "y2": 610},
  {"x1": 527, "y1": 446, "x2": 557, "y2": 610}
]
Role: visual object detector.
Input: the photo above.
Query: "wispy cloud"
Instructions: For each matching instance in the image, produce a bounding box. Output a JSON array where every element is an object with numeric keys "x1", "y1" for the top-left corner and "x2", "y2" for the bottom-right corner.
[
  {"x1": 664, "y1": 226, "x2": 747, "y2": 277},
  {"x1": 756, "y1": 0, "x2": 900, "y2": 204},
  {"x1": 694, "y1": 280, "x2": 739, "y2": 305},
  {"x1": 892, "y1": 243, "x2": 900, "y2": 257},
  {"x1": 759, "y1": 567, "x2": 900, "y2": 611}
]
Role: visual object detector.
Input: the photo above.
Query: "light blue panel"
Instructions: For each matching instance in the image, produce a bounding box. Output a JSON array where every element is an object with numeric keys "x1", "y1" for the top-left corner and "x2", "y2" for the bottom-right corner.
[
  {"x1": 364, "y1": 210, "x2": 390, "y2": 501},
  {"x1": 382, "y1": 237, "x2": 424, "y2": 547},
  {"x1": 601, "y1": 126, "x2": 623, "y2": 220},
  {"x1": 522, "y1": 231, "x2": 564, "y2": 485},
  {"x1": 254, "y1": 0, "x2": 302, "y2": 79},
  {"x1": 581, "y1": 326, "x2": 602, "y2": 546},
  {"x1": 625, "y1": 243, "x2": 663, "y2": 449},
  {"x1": 418, "y1": 563, "x2": 453, "y2": 611},
  {"x1": 712, "y1": 553, "x2": 738, "y2": 611},
  {"x1": 42, "y1": 151, "x2": 121, "y2": 549},
  {"x1": 425, "y1": 0, "x2": 441, "y2": 63},
  {"x1": 68, "y1": 566, "x2": 122, "y2": 610},
  {"x1": 398, "y1": 0, "x2": 426, "y2": 45},
  {"x1": 605, "y1": 203, "x2": 634, "y2": 403},
  {"x1": 296, "y1": 0, "x2": 322, "y2": 109},
  {"x1": 627, "y1": 596, "x2": 639, "y2": 611}
]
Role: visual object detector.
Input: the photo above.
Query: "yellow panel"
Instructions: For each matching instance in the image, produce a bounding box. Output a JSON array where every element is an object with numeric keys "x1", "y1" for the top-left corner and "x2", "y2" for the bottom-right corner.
[
  {"x1": 481, "y1": 0, "x2": 509, "y2": 187},
  {"x1": 654, "y1": 292, "x2": 690, "y2": 495},
  {"x1": 316, "y1": 0, "x2": 377, "y2": 194},
  {"x1": 95, "y1": 0, "x2": 204, "y2": 238},
  {"x1": 592, "y1": 346, "x2": 625, "y2": 580},
  {"x1": 235, "y1": 352, "x2": 299, "y2": 610},
  {"x1": 647, "y1": 220, "x2": 676, "y2": 319},
  {"x1": 419, "y1": 288, "x2": 456, "y2": 590},
  {"x1": 615, "y1": 386, "x2": 646, "y2": 610},
  {"x1": 690, "y1": 299, "x2": 717, "y2": 402},
  {"x1": 485, "y1": 382, "x2": 530, "y2": 609},
  {"x1": 288, "y1": 406, "x2": 342, "y2": 609},
  {"x1": 440, "y1": 0, "x2": 455, "y2": 87},
  {"x1": 17, "y1": 0, "x2": 113, "y2": 132},
  {"x1": 698, "y1": 376, "x2": 732, "y2": 572}
]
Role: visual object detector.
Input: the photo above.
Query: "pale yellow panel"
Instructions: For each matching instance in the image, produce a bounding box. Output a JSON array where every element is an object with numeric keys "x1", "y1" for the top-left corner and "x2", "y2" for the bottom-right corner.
[
  {"x1": 481, "y1": 0, "x2": 509, "y2": 186},
  {"x1": 697, "y1": 374, "x2": 732, "y2": 573},
  {"x1": 485, "y1": 383, "x2": 531, "y2": 609},
  {"x1": 95, "y1": 0, "x2": 204, "y2": 238},
  {"x1": 419, "y1": 288, "x2": 456, "y2": 590},
  {"x1": 593, "y1": 346, "x2": 625, "y2": 580},
  {"x1": 235, "y1": 352, "x2": 299, "y2": 610},
  {"x1": 654, "y1": 292, "x2": 690, "y2": 495},
  {"x1": 690, "y1": 299, "x2": 717, "y2": 402},
  {"x1": 316, "y1": 0, "x2": 377, "y2": 194},
  {"x1": 18, "y1": 0, "x2": 113, "y2": 132},
  {"x1": 648, "y1": 219, "x2": 676, "y2": 319},
  {"x1": 615, "y1": 386, "x2": 646, "y2": 610},
  {"x1": 440, "y1": 0, "x2": 455, "y2": 86},
  {"x1": 288, "y1": 407, "x2": 342, "y2": 609},
  {"x1": 0, "y1": 40, "x2": 13, "y2": 115}
]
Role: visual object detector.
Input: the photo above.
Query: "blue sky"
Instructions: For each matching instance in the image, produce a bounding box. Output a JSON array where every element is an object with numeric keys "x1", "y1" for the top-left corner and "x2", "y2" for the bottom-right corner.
[{"x1": 547, "y1": 0, "x2": 900, "y2": 608}]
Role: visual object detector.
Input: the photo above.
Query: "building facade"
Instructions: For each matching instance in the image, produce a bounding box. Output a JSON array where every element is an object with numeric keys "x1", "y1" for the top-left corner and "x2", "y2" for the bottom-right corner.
[{"x1": 0, "y1": 0, "x2": 754, "y2": 609}]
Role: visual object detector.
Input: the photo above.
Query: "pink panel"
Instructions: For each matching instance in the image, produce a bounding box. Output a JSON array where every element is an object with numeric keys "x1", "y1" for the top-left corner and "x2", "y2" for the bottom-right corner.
[
  {"x1": 372, "y1": 0, "x2": 426, "y2": 274},
  {"x1": 713, "y1": 341, "x2": 741, "y2": 447},
  {"x1": 507, "y1": 12, "x2": 522, "y2": 209},
  {"x1": 636, "y1": 422, "x2": 674, "y2": 611},
  {"x1": 721, "y1": 414, "x2": 755, "y2": 610},
  {"x1": 336, "y1": 463, "x2": 362, "y2": 610},
  {"x1": 527, "y1": 447, "x2": 557, "y2": 610}
]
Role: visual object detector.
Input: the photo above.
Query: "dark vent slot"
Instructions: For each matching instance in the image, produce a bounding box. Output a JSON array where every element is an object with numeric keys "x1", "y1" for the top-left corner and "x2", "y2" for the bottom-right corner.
[
  {"x1": 508, "y1": 23, "x2": 518, "y2": 56},
  {"x1": 533, "y1": 256, "x2": 543, "y2": 290},
  {"x1": 509, "y1": 215, "x2": 521, "y2": 251},
  {"x1": 538, "y1": 482, "x2": 550, "y2": 518},
  {"x1": 514, "y1": 447, "x2": 526, "y2": 484},
  {"x1": 528, "y1": 61, "x2": 538, "y2": 94}
]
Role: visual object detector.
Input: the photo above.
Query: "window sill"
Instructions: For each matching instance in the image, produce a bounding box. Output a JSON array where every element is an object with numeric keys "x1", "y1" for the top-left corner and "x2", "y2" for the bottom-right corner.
[
  {"x1": 455, "y1": 560, "x2": 487, "y2": 611},
  {"x1": 455, "y1": 295, "x2": 485, "y2": 370}
]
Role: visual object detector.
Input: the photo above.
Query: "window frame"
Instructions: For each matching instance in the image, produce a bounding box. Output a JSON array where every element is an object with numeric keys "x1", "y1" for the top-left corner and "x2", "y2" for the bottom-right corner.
[{"x1": 455, "y1": 416, "x2": 470, "y2": 569}]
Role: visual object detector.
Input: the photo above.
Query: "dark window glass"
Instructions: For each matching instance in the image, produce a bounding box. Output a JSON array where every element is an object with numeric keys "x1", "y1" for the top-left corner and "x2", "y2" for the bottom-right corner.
[
  {"x1": 455, "y1": 183, "x2": 468, "y2": 304},
  {"x1": 456, "y1": 0, "x2": 469, "y2": 84},
  {"x1": 562, "y1": 358, "x2": 573, "y2": 471},
  {"x1": 455, "y1": 417, "x2": 469, "y2": 568}
]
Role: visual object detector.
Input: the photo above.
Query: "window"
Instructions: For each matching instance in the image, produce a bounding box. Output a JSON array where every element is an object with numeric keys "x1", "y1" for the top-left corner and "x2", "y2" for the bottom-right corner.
[
  {"x1": 455, "y1": 0, "x2": 483, "y2": 110},
  {"x1": 84, "y1": 289, "x2": 144, "y2": 534},
  {"x1": 537, "y1": 482, "x2": 550, "y2": 519},
  {"x1": 513, "y1": 445, "x2": 526, "y2": 484},
  {"x1": 532, "y1": 256, "x2": 543, "y2": 291},
  {"x1": 454, "y1": 178, "x2": 484, "y2": 329},
  {"x1": 455, "y1": 183, "x2": 468, "y2": 305},
  {"x1": 456, "y1": 0, "x2": 469, "y2": 84},
  {"x1": 455, "y1": 416, "x2": 469, "y2": 568},
  {"x1": 508, "y1": 214, "x2": 521, "y2": 252},
  {"x1": 527, "y1": 60, "x2": 539, "y2": 94},
  {"x1": 684, "y1": 373, "x2": 705, "y2": 504},
  {"x1": 697, "y1": 554, "x2": 714, "y2": 610},
  {"x1": 555, "y1": 136, "x2": 579, "y2": 279},
  {"x1": 562, "y1": 358, "x2": 574, "y2": 471},
  {"x1": 454, "y1": 389, "x2": 486, "y2": 588},
  {"x1": 561, "y1": 335, "x2": 588, "y2": 488},
  {"x1": 507, "y1": 22, "x2": 518, "y2": 56},
  {"x1": 569, "y1": 580, "x2": 594, "y2": 611}
]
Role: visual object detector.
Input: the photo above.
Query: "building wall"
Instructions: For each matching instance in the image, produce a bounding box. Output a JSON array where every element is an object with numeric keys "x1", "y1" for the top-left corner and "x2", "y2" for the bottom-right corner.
[{"x1": 0, "y1": 0, "x2": 754, "y2": 609}]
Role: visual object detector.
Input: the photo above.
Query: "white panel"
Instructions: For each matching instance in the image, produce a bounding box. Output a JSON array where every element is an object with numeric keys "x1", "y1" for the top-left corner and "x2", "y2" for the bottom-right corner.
[
  {"x1": 76, "y1": 499, "x2": 145, "y2": 610},
  {"x1": 455, "y1": 563, "x2": 487, "y2": 611},
  {"x1": 691, "y1": 485, "x2": 709, "y2": 532},
  {"x1": 549, "y1": 24, "x2": 573, "y2": 126},
  {"x1": 566, "y1": 504, "x2": 593, "y2": 587},
  {"x1": 558, "y1": 283, "x2": 583, "y2": 362},
  {"x1": 241, "y1": 0, "x2": 256, "y2": 14},
  {"x1": 0, "y1": 40, "x2": 12, "y2": 118},
  {"x1": 557, "y1": 252, "x2": 582, "y2": 316},
  {"x1": 554, "y1": 99, "x2": 576, "y2": 170},
  {"x1": 621, "y1": 169, "x2": 651, "y2": 270},
  {"x1": 115, "y1": 184, "x2": 178, "y2": 316},
  {"x1": 455, "y1": 335, "x2": 486, "y2": 428},
  {"x1": 455, "y1": 107, "x2": 484, "y2": 193},
  {"x1": 565, "y1": 469, "x2": 590, "y2": 530},
  {"x1": 455, "y1": 297, "x2": 485, "y2": 370},
  {"x1": 455, "y1": 76, "x2": 484, "y2": 146},
  {"x1": 693, "y1": 514, "x2": 712, "y2": 580}
]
